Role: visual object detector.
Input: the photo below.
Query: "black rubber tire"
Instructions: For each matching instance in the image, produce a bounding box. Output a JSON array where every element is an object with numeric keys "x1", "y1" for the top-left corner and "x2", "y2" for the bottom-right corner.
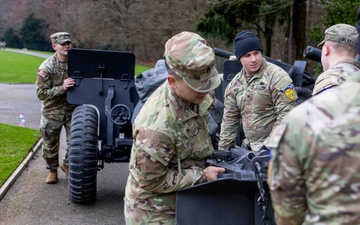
[{"x1": 68, "y1": 105, "x2": 99, "y2": 204}]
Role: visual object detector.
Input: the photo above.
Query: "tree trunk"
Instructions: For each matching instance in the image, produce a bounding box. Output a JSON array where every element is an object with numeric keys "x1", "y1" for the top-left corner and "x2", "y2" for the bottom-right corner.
[{"x1": 292, "y1": 0, "x2": 307, "y2": 60}]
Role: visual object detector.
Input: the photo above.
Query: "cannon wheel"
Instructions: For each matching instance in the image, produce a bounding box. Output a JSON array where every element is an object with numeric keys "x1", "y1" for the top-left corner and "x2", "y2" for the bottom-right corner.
[{"x1": 68, "y1": 105, "x2": 98, "y2": 204}]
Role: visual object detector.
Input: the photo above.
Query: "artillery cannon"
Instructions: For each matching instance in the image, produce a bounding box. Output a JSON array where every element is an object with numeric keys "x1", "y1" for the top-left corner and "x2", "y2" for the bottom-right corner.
[{"x1": 66, "y1": 48, "x2": 138, "y2": 203}]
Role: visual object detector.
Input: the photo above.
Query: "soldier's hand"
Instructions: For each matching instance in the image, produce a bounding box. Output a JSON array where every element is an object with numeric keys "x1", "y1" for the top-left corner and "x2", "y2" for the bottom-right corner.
[
  {"x1": 204, "y1": 166, "x2": 225, "y2": 182},
  {"x1": 63, "y1": 78, "x2": 75, "y2": 91}
]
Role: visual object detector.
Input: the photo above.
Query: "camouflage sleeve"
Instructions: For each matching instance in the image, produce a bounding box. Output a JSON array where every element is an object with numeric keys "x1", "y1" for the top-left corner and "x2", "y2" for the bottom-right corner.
[
  {"x1": 271, "y1": 72, "x2": 297, "y2": 127},
  {"x1": 218, "y1": 81, "x2": 241, "y2": 150},
  {"x1": 132, "y1": 128, "x2": 206, "y2": 193},
  {"x1": 35, "y1": 69, "x2": 66, "y2": 101},
  {"x1": 267, "y1": 119, "x2": 307, "y2": 225}
]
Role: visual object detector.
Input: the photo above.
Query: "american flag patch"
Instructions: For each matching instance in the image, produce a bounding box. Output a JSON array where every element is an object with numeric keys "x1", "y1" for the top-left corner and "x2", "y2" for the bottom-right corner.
[{"x1": 37, "y1": 71, "x2": 47, "y2": 78}]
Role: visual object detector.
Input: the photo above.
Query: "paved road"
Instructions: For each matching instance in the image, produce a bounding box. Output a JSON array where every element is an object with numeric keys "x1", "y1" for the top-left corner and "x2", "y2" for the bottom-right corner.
[
  {"x1": 0, "y1": 50, "x2": 129, "y2": 225},
  {"x1": 4, "y1": 48, "x2": 52, "y2": 59}
]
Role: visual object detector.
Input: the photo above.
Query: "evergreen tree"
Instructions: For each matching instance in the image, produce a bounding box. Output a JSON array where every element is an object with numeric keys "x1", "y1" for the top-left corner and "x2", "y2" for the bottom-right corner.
[
  {"x1": 3, "y1": 28, "x2": 23, "y2": 48},
  {"x1": 20, "y1": 14, "x2": 50, "y2": 51}
]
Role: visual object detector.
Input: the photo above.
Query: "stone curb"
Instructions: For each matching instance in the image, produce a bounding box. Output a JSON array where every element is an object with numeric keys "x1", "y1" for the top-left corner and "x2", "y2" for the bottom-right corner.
[{"x1": 0, "y1": 138, "x2": 43, "y2": 201}]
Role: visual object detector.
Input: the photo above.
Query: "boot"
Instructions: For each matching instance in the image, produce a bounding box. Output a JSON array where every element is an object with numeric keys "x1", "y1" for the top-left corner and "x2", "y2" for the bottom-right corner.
[
  {"x1": 60, "y1": 161, "x2": 69, "y2": 178},
  {"x1": 45, "y1": 170, "x2": 58, "y2": 184}
]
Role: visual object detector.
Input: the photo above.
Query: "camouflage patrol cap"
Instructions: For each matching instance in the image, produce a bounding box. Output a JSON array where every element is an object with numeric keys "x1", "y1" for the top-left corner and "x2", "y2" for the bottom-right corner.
[
  {"x1": 50, "y1": 32, "x2": 72, "y2": 45},
  {"x1": 318, "y1": 24, "x2": 358, "y2": 48},
  {"x1": 164, "y1": 31, "x2": 221, "y2": 93}
]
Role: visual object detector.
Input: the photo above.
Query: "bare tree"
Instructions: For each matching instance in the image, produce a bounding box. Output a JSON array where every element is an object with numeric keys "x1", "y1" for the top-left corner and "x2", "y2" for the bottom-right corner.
[{"x1": 130, "y1": 0, "x2": 213, "y2": 63}]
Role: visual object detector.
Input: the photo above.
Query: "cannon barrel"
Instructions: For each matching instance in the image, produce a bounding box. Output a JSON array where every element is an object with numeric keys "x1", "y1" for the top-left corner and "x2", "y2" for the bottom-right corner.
[
  {"x1": 213, "y1": 47, "x2": 235, "y2": 59},
  {"x1": 303, "y1": 46, "x2": 322, "y2": 63}
]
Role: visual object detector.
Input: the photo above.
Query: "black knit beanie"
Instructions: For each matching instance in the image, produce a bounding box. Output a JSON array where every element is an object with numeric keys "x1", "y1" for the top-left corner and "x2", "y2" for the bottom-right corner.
[
  {"x1": 233, "y1": 31, "x2": 263, "y2": 60},
  {"x1": 356, "y1": 7, "x2": 360, "y2": 55}
]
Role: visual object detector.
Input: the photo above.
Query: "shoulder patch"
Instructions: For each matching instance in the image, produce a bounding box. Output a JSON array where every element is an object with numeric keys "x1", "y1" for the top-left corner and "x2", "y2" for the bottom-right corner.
[
  {"x1": 37, "y1": 70, "x2": 47, "y2": 78},
  {"x1": 283, "y1": 85, "x2": 295, "y2": 101}
]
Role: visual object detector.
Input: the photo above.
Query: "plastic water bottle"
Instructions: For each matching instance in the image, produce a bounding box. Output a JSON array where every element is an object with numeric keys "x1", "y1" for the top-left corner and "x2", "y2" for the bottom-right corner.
[{"x1": 19, "y1": 113, "x2": 25, "y2": 127}]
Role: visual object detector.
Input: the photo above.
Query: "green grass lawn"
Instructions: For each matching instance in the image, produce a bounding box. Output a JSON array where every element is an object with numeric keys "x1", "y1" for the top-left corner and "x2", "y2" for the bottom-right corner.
[
  {"x1": 0, "y1": 49, "x2": 152, "y2": 187},
  {"x1": 0, "y1": 50, "x2": 45, "y2": 83},
  {"x1": 0, "y1": 124, "x2": 41, "y2": 186},
  {"x1": 0, "y1": 49, "x2": 152, "y2": 84}
]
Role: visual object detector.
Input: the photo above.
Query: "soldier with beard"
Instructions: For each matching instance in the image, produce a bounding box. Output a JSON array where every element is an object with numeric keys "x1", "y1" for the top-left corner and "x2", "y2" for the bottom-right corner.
[{"x1": 219, "y1": 31, "x2": 297, "y2": 152}]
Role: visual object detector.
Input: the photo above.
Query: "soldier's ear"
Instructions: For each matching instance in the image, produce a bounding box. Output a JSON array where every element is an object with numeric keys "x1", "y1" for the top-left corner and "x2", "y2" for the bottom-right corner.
[
  {"x1": 323, "y1": 42, "x2": 331, "y2": 56},
  {"x1": 51, "y1": 43, "x2": 57, "y2": 51},
  {"x1": 168, "y1": 75, "x2": 178, "y2": 89}
]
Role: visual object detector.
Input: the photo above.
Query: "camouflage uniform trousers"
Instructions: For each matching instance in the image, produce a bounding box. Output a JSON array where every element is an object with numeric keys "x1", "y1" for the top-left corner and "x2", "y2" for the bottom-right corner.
[
  {"x1": 40, "y1": 115, "x2": 71, "y2": 170},
  {"x1": 124, "y1": 199, "x2": 175, "y2": 225}
]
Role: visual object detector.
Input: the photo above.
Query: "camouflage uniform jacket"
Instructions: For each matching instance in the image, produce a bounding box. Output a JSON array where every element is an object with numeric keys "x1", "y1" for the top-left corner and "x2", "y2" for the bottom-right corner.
[
  {"x1": 312, "y1": 59, "x2": 360, "y2": 95},
  {"x1": 125, "y1": 81, "x2": 214, "y2": 214},
  {"x1": 267, "y1": 72, "x2": 360, "y2": 225},
  {"x1": 219, "y1": 58, "x2": 297, "y2": 151},
  {"x1": 35, "y1": 53, "x2": 76, "y2": 121}
]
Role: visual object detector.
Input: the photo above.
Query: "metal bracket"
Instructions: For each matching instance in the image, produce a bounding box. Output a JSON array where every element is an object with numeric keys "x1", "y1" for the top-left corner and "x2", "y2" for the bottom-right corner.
[{"x1": 98, "y1": 64, "x2": 106, "y2": 96}]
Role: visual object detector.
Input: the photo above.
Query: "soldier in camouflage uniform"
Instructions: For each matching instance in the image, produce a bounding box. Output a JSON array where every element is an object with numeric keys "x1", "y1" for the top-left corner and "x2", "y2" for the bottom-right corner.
[
  {"x1": 267, "y1": 10, "x2": 360, "y2": 224},
  {"x1": 35, "y1": 32, "x2": 76, "y2": 184},
  {"x1": 124, "y1": 31, "x2": 225, "y2": 225},
  {"x1": 219, "y1": 31, "x2": 297, "y2": 151},
  {"x1": 312, "y1": 23, "x2": 360, "y2": 96}
]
